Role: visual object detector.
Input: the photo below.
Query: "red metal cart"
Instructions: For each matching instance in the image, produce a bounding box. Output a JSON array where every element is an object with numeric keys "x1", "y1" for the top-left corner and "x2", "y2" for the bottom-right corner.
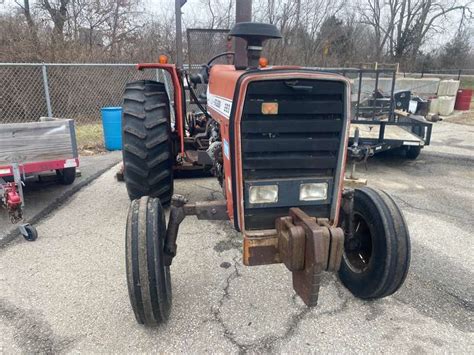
[{"x1": 0, "y1": 119, "x2": 79, "y2": 240}]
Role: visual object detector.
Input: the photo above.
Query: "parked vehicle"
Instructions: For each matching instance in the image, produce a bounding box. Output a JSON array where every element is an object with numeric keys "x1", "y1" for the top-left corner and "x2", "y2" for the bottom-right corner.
[{"x1": 121, "y1": 20, "x2": 411, "y2": 326}]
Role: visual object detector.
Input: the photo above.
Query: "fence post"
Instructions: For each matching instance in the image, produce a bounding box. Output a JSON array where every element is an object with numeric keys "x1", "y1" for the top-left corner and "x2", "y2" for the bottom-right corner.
[
  {"x1": 41, "y1": 63, "x2": 53, "y2": 117},
  {"x1": 457, "y1": 69, "x2": 462, "y2": 80}
]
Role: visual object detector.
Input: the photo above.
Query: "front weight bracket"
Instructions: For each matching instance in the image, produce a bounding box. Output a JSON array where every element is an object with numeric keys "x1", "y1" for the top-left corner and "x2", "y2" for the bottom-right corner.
[{"x1": 276, "y1": 208, "x2": 344, "y2": 307}]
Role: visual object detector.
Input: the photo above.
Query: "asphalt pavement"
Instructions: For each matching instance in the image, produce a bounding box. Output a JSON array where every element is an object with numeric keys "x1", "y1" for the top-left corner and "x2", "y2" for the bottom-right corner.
[
  {"x1": 0, "y1": 152, "x2": 122, "y2": 245},
  {"x1": 0, "y1": 120, "x2": 473, "y2": 353}
]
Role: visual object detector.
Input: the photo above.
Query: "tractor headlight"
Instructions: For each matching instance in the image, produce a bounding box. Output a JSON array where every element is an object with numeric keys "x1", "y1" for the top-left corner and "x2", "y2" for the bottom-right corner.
[
  {"x1": 299, "y1": 183, "x2": 328, "y2": 201},
  {"x1": 249, "y1": 185, "x2": 278, "y2": 204}
]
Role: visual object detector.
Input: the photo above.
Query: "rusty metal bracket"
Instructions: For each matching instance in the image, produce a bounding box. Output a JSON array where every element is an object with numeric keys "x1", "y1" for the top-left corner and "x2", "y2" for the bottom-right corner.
[
  {"x1": 276, "y1": 208, "x2": 344, "y2": 307},
  {"x1": 164, "y1": 194, "x2": 228, "y2": 266},
  {"x1": 183, "y1": 200, "x2": 229, "y2": 220},
  {"x1": 276, "y1": 217, "x2": 305, "y2": 271}
]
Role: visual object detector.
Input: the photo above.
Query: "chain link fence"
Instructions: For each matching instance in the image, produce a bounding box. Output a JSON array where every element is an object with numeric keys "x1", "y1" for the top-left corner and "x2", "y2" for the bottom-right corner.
[
  {"x1": 401, "y1": 68, "x2": 474, "y2": 80},
  {"x1": 187, "y1": 28, "x2": 232, "y2": 67},
  {"x1": 2, "y1": 61, "x2": 472, "y2": 150},
  {"x1": 0, "y1": 63, "x2": 170, "y2": 151},
  {"x1": 0, "y1": 64, "x2": 171, "y2": 123}
]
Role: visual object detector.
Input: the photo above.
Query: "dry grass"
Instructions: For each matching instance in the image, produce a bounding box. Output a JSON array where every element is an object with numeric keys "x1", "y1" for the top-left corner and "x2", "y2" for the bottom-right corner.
[{"x1": 75, "y1": 123, "x2": 107, "y2": 155}]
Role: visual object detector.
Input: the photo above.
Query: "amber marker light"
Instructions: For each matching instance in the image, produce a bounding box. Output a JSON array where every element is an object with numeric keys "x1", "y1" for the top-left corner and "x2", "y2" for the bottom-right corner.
[
  {"x1": 259, "y1": 57, "x2": 269, "y2": 68},
  {"x1": 262, "y1": 102, "x2": 278, "y2": 115},
  {"x1": 158, "y1": 55, "x2": 168, "y2": 64}
]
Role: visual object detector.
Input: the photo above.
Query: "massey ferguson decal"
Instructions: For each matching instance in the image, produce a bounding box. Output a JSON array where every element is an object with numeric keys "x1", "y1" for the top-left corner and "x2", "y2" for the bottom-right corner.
[{"x1": 207, "y1": 89, "x2": 232, "y2": 119}]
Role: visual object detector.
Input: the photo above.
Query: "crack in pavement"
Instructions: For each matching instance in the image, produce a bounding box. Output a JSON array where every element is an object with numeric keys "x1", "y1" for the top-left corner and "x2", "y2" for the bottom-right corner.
[
  {"x1": 316, "y1": 280, "x2": 351, "y2": 318},
  {"x1": 211, "y1": 255, "x2": 246, "y2": 353},
  {"x1": 245, "y1": 299, "x2": 311, "y2": 353},
  {"x1": 243, "y1": 279, "x2": 354, "y2": 352},
  {"x1": 392, "y1": 194, "x2": 467, "y2": 222},
  {"x1": 0, "y1": 298, "x2": 76, "y2": 354},
  {"x1": 211, "y1": 259, "x2": 352, "y2": 353}
]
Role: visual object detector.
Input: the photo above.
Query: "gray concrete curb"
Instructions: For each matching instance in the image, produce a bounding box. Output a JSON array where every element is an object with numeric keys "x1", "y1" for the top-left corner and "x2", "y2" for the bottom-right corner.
[{"x1": 0, "y1": 160, "x2": 121, "y2": 248}]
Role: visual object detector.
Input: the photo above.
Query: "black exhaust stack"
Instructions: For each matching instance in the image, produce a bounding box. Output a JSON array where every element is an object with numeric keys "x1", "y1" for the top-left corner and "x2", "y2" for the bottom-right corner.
[{"x1": 229, "y1": 22, "x2": 282, "y2": 70}]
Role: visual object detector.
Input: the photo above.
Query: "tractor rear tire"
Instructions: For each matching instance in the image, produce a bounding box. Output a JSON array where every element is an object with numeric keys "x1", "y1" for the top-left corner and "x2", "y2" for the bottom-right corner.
[
  {"x1": 126, "y1": 196, "x2": 172, "y2": 326},
  {"x1": 122, "y1": 80, "x2": 174, "y2": 205},
  {"x1": 339, "y1": 187, "x2": 411, "y2": 299}
]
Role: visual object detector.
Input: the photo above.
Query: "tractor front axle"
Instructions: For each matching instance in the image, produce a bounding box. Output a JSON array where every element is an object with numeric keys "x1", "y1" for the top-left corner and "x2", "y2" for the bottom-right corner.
[
  {"x1": 163, "y1": 196, "x2": 229, "y2": 266},
  {"x1": 162, "y1": 194, "x2": 345, "y2": 307}
]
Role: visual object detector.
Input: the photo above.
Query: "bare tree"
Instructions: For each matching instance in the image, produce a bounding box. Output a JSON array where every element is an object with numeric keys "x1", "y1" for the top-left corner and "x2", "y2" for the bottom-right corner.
[
  {"x1": 1, "y1": 0, "x2": 473, "y2": 68},
  {"x1": 359, "y1": 0, "x2": 473, "y2": 66},
  {"x1": 40, "y1": 0, "x2": 70, "y2": 42},
  {"x1": 15, "y1": 0, "x2": 41, "y2": 58}
]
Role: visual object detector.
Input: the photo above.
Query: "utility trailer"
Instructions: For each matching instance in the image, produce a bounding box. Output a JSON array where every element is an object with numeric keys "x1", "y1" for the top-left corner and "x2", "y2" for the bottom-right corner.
[
  {"x1": 0, "y1": 119, "x2": 79, "y2": 240},
  {"x1": 319, "y1": 68, "x2": 433, "y2": 160},
  {"x1": 350, "y1": 112, "x2": 432, "y2": 159}
]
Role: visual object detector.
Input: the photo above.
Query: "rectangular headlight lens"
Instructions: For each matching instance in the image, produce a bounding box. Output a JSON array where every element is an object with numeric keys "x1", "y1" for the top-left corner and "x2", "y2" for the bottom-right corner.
[
  {"x1": 299, "y1": 183, "x2": 328, "y2": 201},
  {"x1": 249, "y1": 185, "x2": 278, "y2": 204}
]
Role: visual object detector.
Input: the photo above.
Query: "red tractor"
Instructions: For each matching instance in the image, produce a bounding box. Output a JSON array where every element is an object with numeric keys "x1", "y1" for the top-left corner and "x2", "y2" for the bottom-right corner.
[{"x1": 121, "y1": 22, "x2": 410, "y2": 326}]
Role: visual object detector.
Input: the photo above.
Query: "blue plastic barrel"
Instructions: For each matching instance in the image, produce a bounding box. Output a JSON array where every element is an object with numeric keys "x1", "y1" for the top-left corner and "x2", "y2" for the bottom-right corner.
[{"x1": 101, "y1": 107, "x2": 123, "y2": 150}]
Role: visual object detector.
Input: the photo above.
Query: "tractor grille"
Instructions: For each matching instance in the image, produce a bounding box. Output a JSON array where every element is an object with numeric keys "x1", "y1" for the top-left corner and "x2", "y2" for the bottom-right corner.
[{"x1": 241, "y1": 79, "x2": 346, "y2": 230}]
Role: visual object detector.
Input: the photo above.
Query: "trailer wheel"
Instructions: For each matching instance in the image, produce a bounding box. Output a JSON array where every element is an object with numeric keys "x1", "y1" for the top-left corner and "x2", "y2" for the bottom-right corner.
[
  {"x1": 122, "y1": 80, "x2": 174, "y2": 206},
  {"x1": 56, "y1": 167, "x2": 76, "y2": 185},
  {"x1": 126, "y1": 196, "x2": 172, "y2": 326},
  {"x1": 405, "y1": 146, "x2": 421, "y2": 160},
  {"x1": 339, "y1": 187, "x2": 410, "y2": 299}
]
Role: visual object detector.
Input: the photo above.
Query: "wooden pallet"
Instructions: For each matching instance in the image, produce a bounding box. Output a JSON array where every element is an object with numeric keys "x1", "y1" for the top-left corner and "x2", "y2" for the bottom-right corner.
[{"x1": 0, "y1": 119, "x2": 77, "y2": 165}]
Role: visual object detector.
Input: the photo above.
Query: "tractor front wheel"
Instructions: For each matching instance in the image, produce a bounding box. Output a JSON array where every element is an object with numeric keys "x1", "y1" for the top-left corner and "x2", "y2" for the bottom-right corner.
[
  {"x1": 122, "y1": 80, "x2": 174, "y2": 205},
  {"x1": 126, "y1": 196, "x2": 172, "y2": 326},
  {"x1": 339, "y1": 187, "x2": 411, "y2": 299}
]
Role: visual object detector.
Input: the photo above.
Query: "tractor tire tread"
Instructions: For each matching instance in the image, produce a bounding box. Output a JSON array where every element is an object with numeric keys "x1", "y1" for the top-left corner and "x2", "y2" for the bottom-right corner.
[
  {"x1": 122, "y1": 80, "x2": 174, "y2": 205},
  {"x1": 145, "y1": 103, "x2": 167, "y2": 111},
  {"x1": 124, "y1": 97, "x2": 146, "y2": 104},
  {"x1": 125, "y1": 197, "x2": 172, "y2": 326},
  {"x1": 339, "y1": 186, "x2": 411, "y2": 300},
  {"x1": 377, "y1": 190, "x2": 411, "y2": 296},
  {"x1": 123, "y1": 110, "x2": 146, "y2": 120},
  {"x1": 124, "y1": 126, "x2": 147, "y2": 139},
  {"x1": 147, "y1": 152, "x2": 170, "y2": 169}
]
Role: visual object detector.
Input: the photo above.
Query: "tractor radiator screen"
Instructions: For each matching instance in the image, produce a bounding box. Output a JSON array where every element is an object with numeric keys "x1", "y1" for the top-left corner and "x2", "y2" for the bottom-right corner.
[{"x1": 241, "y1": 79, "x2": 346, "y2": 230}]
